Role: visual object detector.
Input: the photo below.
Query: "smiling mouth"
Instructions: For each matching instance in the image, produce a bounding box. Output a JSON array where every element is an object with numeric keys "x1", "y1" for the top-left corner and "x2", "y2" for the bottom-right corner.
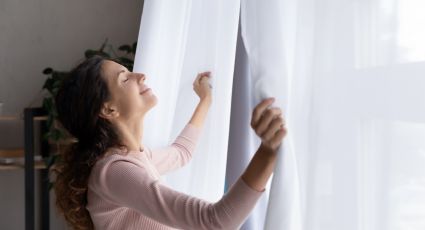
[{"x1": 140, "y1": 88, "x2": 151, "y2": 95}]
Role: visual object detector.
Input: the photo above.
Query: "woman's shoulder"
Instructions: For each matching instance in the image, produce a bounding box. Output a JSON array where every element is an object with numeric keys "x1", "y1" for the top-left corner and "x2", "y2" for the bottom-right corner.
[
  {"x1": 88, "y1": 148, "x2": 163, "y2": 191},
  {"x1": 88, "y1": 151, "x2": 146, "y2": 190},
  {"x1": 94, "y1": 148, "x2": 142, "y2": 170}
]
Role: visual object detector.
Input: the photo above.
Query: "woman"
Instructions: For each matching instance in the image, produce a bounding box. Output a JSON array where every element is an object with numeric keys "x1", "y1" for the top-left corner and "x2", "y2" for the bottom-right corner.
[{"x1": 53, "y1": 55, "x2": 286, "y2": 230}]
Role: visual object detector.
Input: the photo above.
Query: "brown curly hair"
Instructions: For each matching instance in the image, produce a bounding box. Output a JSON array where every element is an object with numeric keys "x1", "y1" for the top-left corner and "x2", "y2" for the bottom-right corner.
[{"x1": 51, "y1": 56, "x2": 128, "y2": 229}]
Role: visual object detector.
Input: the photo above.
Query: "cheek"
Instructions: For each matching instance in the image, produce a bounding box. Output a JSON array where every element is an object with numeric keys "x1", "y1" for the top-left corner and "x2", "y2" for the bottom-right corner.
[
  {"x1": 125, "y1": 84, "x2": 141, "y2": 99},
  {"x1": 119, "y1": 84, "x2": 154, "y2": 110},
  {"x1": 117, "y1": 88, "x2": 139, "y2": 106}
]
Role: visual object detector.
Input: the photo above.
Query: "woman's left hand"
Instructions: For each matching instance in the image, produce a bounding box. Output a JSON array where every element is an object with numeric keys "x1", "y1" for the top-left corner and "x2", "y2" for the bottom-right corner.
[
  {"x1": 189, "y1": 72, "x2": 212, "y2": 128},
  {"x1": 193, "y1": 71, "x2": 212, "y2": 101}
]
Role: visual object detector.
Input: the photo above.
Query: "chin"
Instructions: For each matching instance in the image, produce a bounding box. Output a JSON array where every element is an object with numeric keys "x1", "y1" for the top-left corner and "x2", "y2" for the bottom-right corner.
[
  {"x1": 147, "y1": 95, "x2": 158, "y2": 110},
  {"x1": 139, "y1": 93, "x2": 157, "y2": 114},
  {"x1": 151, "y1": 94, "x2": 158, "y2": 106}
]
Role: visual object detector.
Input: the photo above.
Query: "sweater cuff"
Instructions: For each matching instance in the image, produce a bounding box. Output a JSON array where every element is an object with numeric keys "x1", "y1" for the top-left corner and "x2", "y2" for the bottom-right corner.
[
  {"x1": 222, "y1": 176, "x2": 265, "y2": 211},
  {"x1": 233, "y1": 177, "x2": 266, "y2": 196},
  {"x1": 216, "y1": 177, "x2": 265, "y2": 228}
]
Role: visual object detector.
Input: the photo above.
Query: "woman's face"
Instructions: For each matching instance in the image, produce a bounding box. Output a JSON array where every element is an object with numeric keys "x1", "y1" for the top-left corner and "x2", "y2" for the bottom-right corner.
[{"x1": 100, "y1": 60, "x2": 157, "y2": 120}]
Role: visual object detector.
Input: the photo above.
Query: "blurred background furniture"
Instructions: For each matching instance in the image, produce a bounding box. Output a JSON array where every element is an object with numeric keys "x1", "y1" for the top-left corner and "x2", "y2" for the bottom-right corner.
[{"x1": 0, "y1": 107, "x2": 50, "y2": 230}]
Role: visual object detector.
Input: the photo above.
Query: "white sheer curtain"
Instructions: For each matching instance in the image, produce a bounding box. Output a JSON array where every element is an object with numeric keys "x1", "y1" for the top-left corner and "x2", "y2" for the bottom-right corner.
[
  {"x1": 132, "y1": 1, "x2": 303, "y2": 229},
  {"x1": 233, "y1": 0, "x2": 303, "y2": 229},
  {"x1": 133, "y1": 0, "x2": 240, "y2": 201},
  {"x1": 133, "y1": 0, "x2": 425, "y2": 229},
  {"x1": 257, "y1": 0, "x2": 425, "y2": 229},
  {"x1": 225, "y1": 24, "x2": 272, "y2": 230}
]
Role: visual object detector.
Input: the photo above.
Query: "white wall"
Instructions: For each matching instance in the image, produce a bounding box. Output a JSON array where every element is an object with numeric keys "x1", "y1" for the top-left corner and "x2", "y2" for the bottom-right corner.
[{"x1": 0, "y1": 0, "x2": 143, "y2": 229}]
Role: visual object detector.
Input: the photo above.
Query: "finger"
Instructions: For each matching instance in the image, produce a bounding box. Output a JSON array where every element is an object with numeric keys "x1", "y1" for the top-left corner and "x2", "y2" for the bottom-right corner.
[
  {"x1": 251, "y1": 98, "x2": 275, "y2": 127},
  {"x1": 199, "y1": 75, "x2": 211, "y2": 84},
  {"x1": 201, "y1": 79, "x2": 212, "y2": 88},
  {"x1": 194, "y1": 74, "x2": 204, "y2": 86},
  {"x1": 201, "y1": 78, "x2": 212, "y2": 89},
  {"x1": 198, "y1": 71, "x2": 211, "y2": 75},
  {"x1": 255, "y1": 108, "x2": 282, "y2": 135},
  {"x1": 197, "y1": 72, "x2": 211, "y2": 80},
  {"x1": 196, "y1": 76, "x2": 208, "y2": 86},
  {"x1": 200, "y1": 75, "x2": 210, "y2": 82},
  {"x1": 262, "y1": 116, "x2": 284, "y2": 141},
  {"x1": 269, "y1": 127, "x2": 287, "y2": 149}
]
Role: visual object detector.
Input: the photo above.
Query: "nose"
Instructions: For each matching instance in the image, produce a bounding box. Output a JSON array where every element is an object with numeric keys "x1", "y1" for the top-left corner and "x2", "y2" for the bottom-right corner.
[{"x1": 137, "y1": 73, "x2": 146, "y2": 83}]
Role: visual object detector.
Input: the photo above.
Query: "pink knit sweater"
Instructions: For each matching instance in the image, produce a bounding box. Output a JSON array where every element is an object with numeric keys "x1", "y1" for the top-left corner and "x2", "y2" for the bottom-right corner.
[{"x1": 86, "y1": 123, "x2": 265, "y2": 230}]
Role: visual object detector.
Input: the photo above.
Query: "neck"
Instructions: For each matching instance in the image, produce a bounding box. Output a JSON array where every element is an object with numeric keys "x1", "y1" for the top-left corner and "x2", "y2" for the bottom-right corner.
[{"x1": 114, "y1": 116, "x2": 144, "y2": 152}]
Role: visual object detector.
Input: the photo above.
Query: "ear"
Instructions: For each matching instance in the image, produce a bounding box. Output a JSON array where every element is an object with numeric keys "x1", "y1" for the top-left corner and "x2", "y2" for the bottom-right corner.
[{"x1": 99, "y1": 103, "x2": 119, "y2": 120}]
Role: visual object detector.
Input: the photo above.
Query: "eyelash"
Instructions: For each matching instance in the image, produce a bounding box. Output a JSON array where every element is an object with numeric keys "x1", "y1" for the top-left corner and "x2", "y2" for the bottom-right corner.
[{"x1": 124, "y1": 78, "x2": 129, "y2": 82}]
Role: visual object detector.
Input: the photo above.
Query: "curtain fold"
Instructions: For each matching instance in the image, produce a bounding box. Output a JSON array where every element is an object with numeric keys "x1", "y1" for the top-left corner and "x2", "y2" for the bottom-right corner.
[
  {"x1": 225, "y1": 22, "x2": 270, "y2": 230},
  {"x1": 239, "y1": 0, "x2": 303, "y2": 229}
]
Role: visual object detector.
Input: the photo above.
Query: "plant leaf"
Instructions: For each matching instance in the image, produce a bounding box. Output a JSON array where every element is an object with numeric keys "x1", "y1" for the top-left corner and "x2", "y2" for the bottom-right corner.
[
  {"x1": 43, "y1": 68, "x2": 53, "y2": 75},
  {"x1": 118, "y1": 45, "x2": 131, "y2": 54},
  {"x1": 85, "y1": 49, "x2": 110, "y2": 58},
  {"x1": 100, "y1": 38, "x2": 108, "y2": 52},
  {"x1": 117, "y1": 57, "x2": 133, "y2": 64},
  {"x1": 42, "y1": 77, "x2": 55, "y2": 92}
]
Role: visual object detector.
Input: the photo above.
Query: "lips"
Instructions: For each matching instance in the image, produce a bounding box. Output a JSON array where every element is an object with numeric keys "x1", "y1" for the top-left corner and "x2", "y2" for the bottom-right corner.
[{"x1": 140, "y1": 87, "x2": 151, "y2": 95}]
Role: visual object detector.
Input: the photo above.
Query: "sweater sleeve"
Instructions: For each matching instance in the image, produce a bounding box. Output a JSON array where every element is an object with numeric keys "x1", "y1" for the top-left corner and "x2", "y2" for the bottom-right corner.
[
  {"x1": 147, "y1": 123, "x2": 201, "y2": 175},
  {"x1": 100, "y1": 159, "x2": 264, "y2": 230}
]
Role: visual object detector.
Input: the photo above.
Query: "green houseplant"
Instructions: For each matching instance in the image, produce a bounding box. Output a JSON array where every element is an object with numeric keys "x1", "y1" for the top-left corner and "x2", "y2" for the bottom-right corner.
[{"x1": 41, "y1": 39, "x2": 137, "y2": 189}]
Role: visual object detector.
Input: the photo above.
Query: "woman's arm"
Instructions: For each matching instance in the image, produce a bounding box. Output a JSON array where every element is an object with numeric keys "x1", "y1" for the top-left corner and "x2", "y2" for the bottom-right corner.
[
  {"x1": 148, "y1": 72, "x2": 211, "y2": 173},
  {"x1": 101, "y1": 158, "x2": 264, "y2": 230},
  {"x1": 189, "y1": 71, "x2": 212, "y2": 129},
  {"x1": 148, "y1": 123, "x2": 201, "y2": 174},
  {"x1": 98, "y1": 99, "x2": 286, "y2": 229},
  {"x1": 189, "y1": 98, "x2": 211, "y2": 128}
]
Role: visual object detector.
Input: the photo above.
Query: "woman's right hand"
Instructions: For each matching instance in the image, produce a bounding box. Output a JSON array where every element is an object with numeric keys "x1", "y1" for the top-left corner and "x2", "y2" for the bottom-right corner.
[
  {"x1": 193, "y1": 71, "x2": 212, "y2": 101},
  {"x1": 250, "y1": 98, "x2": 287, "y2": 153},
  {"x1": 241, "y1": 98, "x2": 286, "y2": 192}
]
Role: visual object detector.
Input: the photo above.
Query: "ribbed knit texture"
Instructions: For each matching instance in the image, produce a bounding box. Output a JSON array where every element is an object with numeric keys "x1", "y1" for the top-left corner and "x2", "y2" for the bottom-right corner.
[{"x1": 86, "y1": 123, "x2": 265, "y2": 229}]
